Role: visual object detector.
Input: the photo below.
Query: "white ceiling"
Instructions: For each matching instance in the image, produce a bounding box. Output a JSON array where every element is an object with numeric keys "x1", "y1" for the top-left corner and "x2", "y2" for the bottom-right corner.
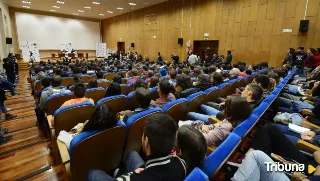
[{"x1": 6, "y1": 0, "x2": 168, "y2": 19}]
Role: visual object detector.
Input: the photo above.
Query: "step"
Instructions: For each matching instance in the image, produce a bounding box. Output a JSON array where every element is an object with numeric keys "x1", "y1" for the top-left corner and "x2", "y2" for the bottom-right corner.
[{"x1": 25, "y1": 165, "x2": 67, "y2": 181}]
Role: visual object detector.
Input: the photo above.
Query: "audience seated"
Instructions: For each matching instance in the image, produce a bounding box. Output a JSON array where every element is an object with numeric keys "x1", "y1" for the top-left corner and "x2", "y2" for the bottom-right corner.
[
  {"x1": 105, "y1": 82, "x2": 121, "y2": 97},
  {"x1": 127, "y1": 69, "x2": 139, "y2": 84},
  {"x1": 134, "y1": 78, "x2": 148, "y2": 90},
  {"x1": 145, "y1": 70, "x2": 154, "y2": 82},
  {"x1": 194, "y1": 74, "x2": 212, "y2": 91},
  {"x1": 169, "y1": 70, "x2": 177, "y2": 85},
  {"x1": 87, "y1": 79, "x2": 98, "y2": 89},
  {"x1": 211, "y1": 72, "x2": 223, "y2": 86},
  {"x1": 174, "y1": 74, "x2": 200, "y2": 99},
  {"x1": 150, "y1": 79, "x2": 175, "y2": 108},
  {"x1": 88, "y1": 114, "x2": 187, "y2": 181},
  {"x1": 119, "y1": 88, "x2": 151, "y2": 123},
  {"x1": 148, "y1": 77, "x2": 159, "y2": 88},
  {"x1": 96, "y1": 71, "x2": 108, "y2": 82},
  {"x1": 50, "y1": 83, "x2": 94, "y2": 126}
]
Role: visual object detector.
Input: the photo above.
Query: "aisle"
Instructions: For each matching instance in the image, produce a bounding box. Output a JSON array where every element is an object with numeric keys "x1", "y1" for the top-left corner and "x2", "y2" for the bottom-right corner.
[{"x1": 0, "y1": 71, "x2": 67, "y2": 181}]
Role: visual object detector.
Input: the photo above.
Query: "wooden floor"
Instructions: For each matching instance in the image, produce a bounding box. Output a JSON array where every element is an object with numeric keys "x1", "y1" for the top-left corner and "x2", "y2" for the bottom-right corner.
[{"x1": 0, "y1": 71, "x2": 67, "y2": 181}]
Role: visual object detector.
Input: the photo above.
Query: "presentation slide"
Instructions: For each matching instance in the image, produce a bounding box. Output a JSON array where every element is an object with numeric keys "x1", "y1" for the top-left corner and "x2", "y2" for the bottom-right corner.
[{"x1": 15, "y1": 12, "x2": 100, "y2": 50}]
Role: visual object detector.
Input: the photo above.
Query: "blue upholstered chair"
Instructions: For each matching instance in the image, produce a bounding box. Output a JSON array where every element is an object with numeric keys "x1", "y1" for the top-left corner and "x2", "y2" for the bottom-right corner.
[
  {"x1": 69, "y1": 121, "x2": 126, "y2": 181},
  {"x1": 252, "y1": 102, "x2": 269, "y2": 117},
  {"x1": 86, "y1": 87, "x2": 106, "y2": 104},
  {"x1": 46, "y1": 92, "x2": 74, "y2": 115},
  {"x1": 204, "y1": 87, "x2": 219, "y2": 103},
  {"x1": 53, "y1": 102, "x2": 95, "y2": 136},
  {"x1": 186, "y1": 91, "x2": 206, "y2": 113},
  {"x1": 185, "y1": 167, "x2": 208, "y2": 181},
  {"x1": 123, "y1": 108, "x2": 163, "y2": 160},
  {"x1": 162, "y1": 98, "x2": 189, "y2": 122},
  {"x1": 96, "y1": 95, "x2": 127, "y2": 119},
  {"x1": 149, "y1": 86, "x2": 159, "y2": 101},
  {"x1": 202, "y1": 133, "x2": 241, "y2": 178},
  {"x1": 127, "y1": 91, "x2": 137, "y2": 111},
  {"x1": 233, "y1": 114, "x2": 259, "y2": 138}
]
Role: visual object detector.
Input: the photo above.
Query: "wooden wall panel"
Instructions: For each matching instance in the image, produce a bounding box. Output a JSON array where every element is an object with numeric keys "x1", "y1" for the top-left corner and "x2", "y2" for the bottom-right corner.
[{"x1": 102, "y1": 0, "x2": 320, "y2": 67}]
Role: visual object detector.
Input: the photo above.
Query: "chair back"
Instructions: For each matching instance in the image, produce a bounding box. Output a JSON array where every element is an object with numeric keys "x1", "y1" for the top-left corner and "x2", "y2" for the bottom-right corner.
[
  {"x1": 185, "y1": 167, "x2": 208, "y2": 181},
  {"x1": 35, "y1": 80, "x2": 42, "y2": 93},
  {"x1": 149, "y1": 86, "x2": 160, "y2": 100},
  {"x1": 70, "y1": 121, "x2": 126, "y2": 181},
  {"x1": 204, "y1": 87, "x2": 219, "y2": 103},
  {"x1": 97, "y1": 81, "x2": 110, "y2": 89},
  {"x1": 104, "y1": 73, "x2": 115, "y2": 81},
  {"x1": 186, "y1": 92, "x2": 206, "y2": 113},
  {"x1": 121, "y1": 78, "x2": 128, "y2": 84},
  {"x1": 252, "y1": 102, "x2": 269, "y2": 117},
  {"x1": 120, "y1": 84, "x2": 127, "y2": 95},
  {"x1": 96, "y1": 95, "x2": 127, "y2": 119},
  {"x1": 217, "y1": 84, "x2": 230, "y2": 98},
  {"x1": 46, "y1": 92, "x2": 74, "y2": 115},
  {"x1": 233, "y1": 114, "x2": 259, "y2": 138},
  {"x1": 91, "y1": 75, "x2": 97, "y2": 80},
  {"x1": 81, "y1": 75, "x2": 90, "y2": 83},
  {"x1": 202, "y1": 133, "x2": 241, "y2": 178},
  {"x1": 61, "y1": 77, "x2": 75, "y2": 87},
  {"x1": 54, "y1": 102, "x2": 95, "y2": 135},
  {"x1": 162, "y1": 98, "x2": 189, "y2": 122},
  {"x1": 127, "y1": 82, "x2": 135, "y2": 94},
  {"x1": 123, "y1": 108, "x2": 162, "y2": 160},
  {"x1": 127, "y1": 91, "x2": 137, "y2": 111},
  {"x1": 86, "y1": 88, "x2": 106, "y2": 103}
]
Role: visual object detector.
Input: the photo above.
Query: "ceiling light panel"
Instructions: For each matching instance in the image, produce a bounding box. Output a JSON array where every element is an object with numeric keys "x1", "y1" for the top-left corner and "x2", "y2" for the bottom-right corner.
[
  {"x1": 53, "y1": 6, "x2": 60, "y2": 8},
  {"x1": 57, "y1": 1, "x2": 65, "y2": 4},
  {"x1": 22, "y1": 5, "x2": 30, "y2": 8},
  {"x1": 92, "y1": 2, "x2": 100, "y2": 5},
  {"x1": 22, "y1": 1, "x2": 31, "y2": 4},
  {"x1": 129, "y1": 3, "x2": 136, "y2": 6}
]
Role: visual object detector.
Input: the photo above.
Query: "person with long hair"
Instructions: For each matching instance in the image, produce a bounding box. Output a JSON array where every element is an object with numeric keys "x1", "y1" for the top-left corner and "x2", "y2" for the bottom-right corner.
[{"x1": 283, "y1": 48, "x2": 296, "y2": 65}]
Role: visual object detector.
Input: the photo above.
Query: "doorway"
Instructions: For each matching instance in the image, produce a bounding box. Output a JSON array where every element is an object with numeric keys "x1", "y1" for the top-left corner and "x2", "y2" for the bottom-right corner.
[
  {"x1": 193, "y1": 40, "x2": 219, "y2": 61},
  {"x1": 117, "y1": 42, "x2": 125, "y2": 53}
]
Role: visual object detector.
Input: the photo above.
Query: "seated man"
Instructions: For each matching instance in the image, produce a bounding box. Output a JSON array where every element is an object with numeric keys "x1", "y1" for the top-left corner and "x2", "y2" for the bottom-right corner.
[
  {"x1": 147, "y1": 77, "x2": 159, "y2": 88},
  {"x1": 88, "y1": 114, "x2": 187, "y2": 181},
  {"x1": 174, "y1": 74, "x2": 200, "y2": 99},
  {"x1": 150, "y1": 80, "x2": 175, "y2": 108},
  {"x1": 50, "y1": 83, "x2": 94, "y2": 126},
  {"x1": 96, "y1": 71, "x2": 108, "y2": 82},
  {"x1": 127, "y1": 69, "x2": 139, "y2": 85},
  {"x1": 145, "y1": 70, "x2": 154, "y2": 82},
  {"x1": 31, "y1": 66, "x2": 46, "y2": 82},
  {"x1": 120, "y1": 88, "x2": 151, "y2": 123},
  {"x1": 169, "y1": 70, "x2": 177, "y2": 85},
  {"x1": 229, "y1": 68, "x2": 240, "y2": 80}
]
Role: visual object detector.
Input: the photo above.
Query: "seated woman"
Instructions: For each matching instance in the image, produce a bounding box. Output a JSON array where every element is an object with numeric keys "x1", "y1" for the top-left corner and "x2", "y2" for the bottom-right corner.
[
  {"x1": 188, "y1": 83, "x2": 263, "y2": 122},
  {"x1": 50, "y1": 83, "x2": 94, "y2": 126},
  {"x1": 148, "y1": 76, "x2": 159, "y2": 88},
  {"x1": 150, "y1": 79, "x2": 175, "y2": 108},
  {"x1": 105, "y1": 82, "x2": 121, "y2": 97},
  {"x1": 174, "y1": 125, "x2": 207, "y2": 174},
  {"x1": 181, "y1": 96, "x2": 252, "y2": 146},
  {"x1": 87, "y1": 79, "x2": 98, "y2": 89},
  {"x1": 211, "y1": 72, "x2": 223, "y2": 86},
  {"x1": 174, "y1": 74, "x2": 200, "y2": 99},
  {"x1": 134, "y1": 78, "x2": 148, "y2": 90},
  {"x1": 194, "y1": 74, "x2": 212, "y2": 91}
]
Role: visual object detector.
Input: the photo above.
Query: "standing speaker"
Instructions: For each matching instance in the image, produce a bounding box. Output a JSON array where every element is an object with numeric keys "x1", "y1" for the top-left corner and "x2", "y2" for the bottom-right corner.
[
  {"x1": 6, "y1": 38, "x2": 12, "y2": 45},
  {"x1": 178, "y1": 38, "x2": 183, "y2": 45},
  {"x1": 299, "y1": 20, "x2": 309, "y2": 32},
  {"x1": 131, "y1": 43, "x2": 134, "y2": 48}
]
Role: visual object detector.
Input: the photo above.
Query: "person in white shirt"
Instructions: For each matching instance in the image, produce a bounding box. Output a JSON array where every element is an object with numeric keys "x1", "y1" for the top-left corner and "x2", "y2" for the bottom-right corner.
[{"x1": 188, "y1": 52, "x2": 198, "y2": 65}]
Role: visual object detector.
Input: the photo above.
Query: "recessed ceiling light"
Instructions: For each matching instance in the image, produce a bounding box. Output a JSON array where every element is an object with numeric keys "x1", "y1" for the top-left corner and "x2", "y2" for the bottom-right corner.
[
  {"x1": 117, "y1": 7, "x2": 123, "y2": 10},
  {"x1": 129, "y1": 3, "x2": 136, "y2": 6},
  {"x1": 99, "y1": 14, "x2": 104, "y2": 16},
  {"x1": 92, "y1": 2, "x2": 100, "y2": 5},
  {"x1": 144, "y1": 2, "x2": 149, "y2": 5},
  {"x1": 84, "y1": 6, "x2": 91, "y2": 9},
  {"x1": 73, "y1": 13, "x2": 79, "y2": 15},
  {"x1": 57, "y1": 1, "x2": 64, "y2": 4},
  {"x1": 78, "y1": 10, "x2": 84, "y2": 12},
  {"x1": 22, "y1": 1, "x2": 31, "y2": 4},
  {"x1": 53, "y1": 6, "x2": 60, "y2": 8},
  {"x1": 50, "y1": 10, "x2": 56, "y2": 12},
  {"x1": 22, "y1": 6, "x2": 30, "y2": 8},
  {"x1": 107, "y1": 11, "x2": 113, "y2": 13}
]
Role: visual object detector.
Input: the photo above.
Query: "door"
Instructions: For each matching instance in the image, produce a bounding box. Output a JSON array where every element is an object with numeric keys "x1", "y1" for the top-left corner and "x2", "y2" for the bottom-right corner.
[
  {"x1": 117, "y1": 42, "x2": 125, "y2": 53},
  {"x1": 193, "y1": 40, "x2": 219, "y2": 61}
]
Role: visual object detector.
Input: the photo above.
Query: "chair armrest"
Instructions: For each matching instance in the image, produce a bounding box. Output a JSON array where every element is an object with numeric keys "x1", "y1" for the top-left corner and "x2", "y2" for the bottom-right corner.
[
  {"x1": 296, "y1": 140, "x2": 320, "y2": 153},
  {"x1": 47, "y1": 115, "x2": 54, "y2": 129},
  {"x1": 301, "y1": 120, "x2": 320, "y2": 130},
  {"x1": 208, "y1": 116, "x2": 221, "y2": 123},
  {"x1": 305, "y1": 100, "x2": 315, "y2": 105},
  {"x1": 57, "y1": 140, "x2": 70, "y2": 163},
  {"x1": 207, "y1": 145, "x2": 216, "y2": 154},
  {"x1": 302, "y1": 109, "x2": 316, "y2": 117}
]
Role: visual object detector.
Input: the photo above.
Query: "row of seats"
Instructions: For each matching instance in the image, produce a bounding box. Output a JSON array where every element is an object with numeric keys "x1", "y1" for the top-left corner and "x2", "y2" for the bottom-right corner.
[
  {"x1": 185, "y1": 68, "x2": 297, "y2": 180},
  {"x1": 49, "y1": 68, "x2": 270, "y2": 181}
]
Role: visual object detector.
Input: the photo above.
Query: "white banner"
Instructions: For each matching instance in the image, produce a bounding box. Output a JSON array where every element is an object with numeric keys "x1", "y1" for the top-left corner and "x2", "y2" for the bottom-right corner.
[
  {"x1": 96, "y1": 43, "x2": 107, "y2": 57},
  {"x1": 20, "y1": 41, "x2": 40, "y2": 62}
]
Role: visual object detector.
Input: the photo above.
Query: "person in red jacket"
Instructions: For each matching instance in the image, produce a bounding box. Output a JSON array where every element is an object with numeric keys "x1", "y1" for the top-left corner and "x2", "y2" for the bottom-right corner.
[{"x1": 305, "y1": 48, "x2": 320, "y2": 71}]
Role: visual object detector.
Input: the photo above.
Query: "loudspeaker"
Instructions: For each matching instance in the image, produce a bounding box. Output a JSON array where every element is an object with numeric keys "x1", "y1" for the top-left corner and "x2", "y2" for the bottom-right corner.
[
  {"x1": 131, "y1": 43, "x2": 134, "y2": 48},
  {"x1": 299, "y1": 20, "x2": 309, "y2": 32},
  {"x1": 6, "y1": 38, "x2": 12, "y2": 45},
  {"x1": 178, "y1": 38, "x2": 183, "y2": 45}
]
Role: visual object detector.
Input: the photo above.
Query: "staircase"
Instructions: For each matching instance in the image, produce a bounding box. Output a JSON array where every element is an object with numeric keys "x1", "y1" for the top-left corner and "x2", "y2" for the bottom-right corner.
[{"x1": 18, "y1": 61, "x2": 29, "y2": 71}]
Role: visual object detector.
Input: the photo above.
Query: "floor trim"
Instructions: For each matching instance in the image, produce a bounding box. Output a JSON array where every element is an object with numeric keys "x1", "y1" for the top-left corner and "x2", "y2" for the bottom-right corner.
[{"x1": 15, "y1": 166, "x2": 52, "y2": 181}]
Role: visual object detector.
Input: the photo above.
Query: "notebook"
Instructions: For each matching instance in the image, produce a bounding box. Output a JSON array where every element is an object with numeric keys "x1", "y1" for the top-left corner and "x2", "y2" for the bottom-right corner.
[{"x1": 288, "y1": 123, "x2": 310, "y2": 134}]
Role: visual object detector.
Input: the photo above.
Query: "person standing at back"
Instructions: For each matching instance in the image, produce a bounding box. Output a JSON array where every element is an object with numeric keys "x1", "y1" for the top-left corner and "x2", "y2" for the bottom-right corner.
[
  {"x1": 157, "y1": 52, "x2": 163, "y2": 63},
  {"x1": 225, "y1": 50, "x2": 233, "y2": 65},
  {"x1": 188, "y1": 52, "x2": 198, "y2": 65},
  {"x1": 88, "y1": 113, "x2": 187, "y2": 181},
  {"x1": 295, "y1": 47, "x2": 307, "y2": 70}
]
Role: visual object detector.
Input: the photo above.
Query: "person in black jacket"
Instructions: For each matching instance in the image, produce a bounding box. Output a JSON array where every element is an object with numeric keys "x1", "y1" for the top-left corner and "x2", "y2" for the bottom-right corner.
[
  {"x1": 225, "y1": 50, "x2": 232, "y2": 65},
  {"x1": 174, "y1": 74, "x2": 200, "y2": 99},
  {"x1": 88, "y1": 114, "x2": 187, "y2": 181},
  {"x1": 3, "y1": 57, "x2": 15, "y2": 84}
]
